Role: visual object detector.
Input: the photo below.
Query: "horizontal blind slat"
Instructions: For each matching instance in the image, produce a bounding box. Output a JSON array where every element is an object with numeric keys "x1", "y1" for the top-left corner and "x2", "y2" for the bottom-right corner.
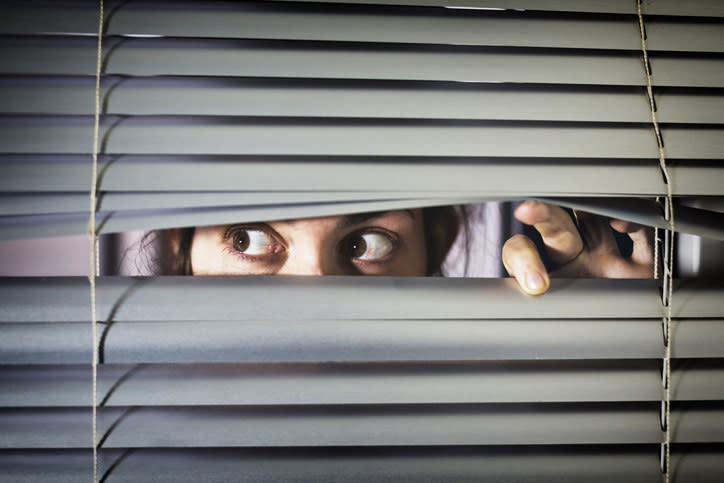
[
  {"x1": 0, "y1": 83, "x2": 660, "y2": 122},
  {"x1": 0, "y1": 199, "x2": 474, "y2": 241},
  {"x1": 3, "y1": 81, "x2": 722, "y2": 125},
  {"x1": 4, "y1": 193, "x2": 723, "y2": 240},
  {"x1": 538, "y1": 198, "x2": 724, "y2": 241},
  {"x1": 3, "y1": 197, "x2": 723, "y2": 241},
  {"x1": 3, "y1": 123, "x2": 722, "y2": 158},
  {"x1": 3, "y1": 5, "x2": 722, "y2": 53},
  {"x1": 273, "y1": 0, "x2": 724, "y2": 17},
  {"x1": 2, "y1": 158, "x2": 699, "y2": 193},
  {"x1": 2, "y1": 404, "x2": 721, "y2": 448},
  {"x1": 2, "y1": 319, "x2": 722, "y2": 364},
  {"x1": 0, "y1": 277, "x2": 720, "y2": 322},
  {"x1": 4, "y1": 40, "x2": 722, "y2": 87},
  {"x1": 2, "y1": 362, "x2": 722, "y2": 406},
  {"x1": 3, "y1": 447, "x2": 723, "y2": 483},
  {"x1": 0, "y1": 191, "x2": 471, "y2": 215}
]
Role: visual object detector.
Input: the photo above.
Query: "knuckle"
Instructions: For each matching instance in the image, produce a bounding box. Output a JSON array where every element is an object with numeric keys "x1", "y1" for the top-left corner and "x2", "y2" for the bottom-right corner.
[
  {"x1": 539, "y1": 202, "x2": 555, "y2": 218},
  {"x1": 559, "y1": 230, "x2": 583, "y2": 248},
  {"x1": 503, "y1": 234, "x2": 532, "y2": 252},
  {"x1": 502, "y1": 235, "x2": 537, "y2": 272}
]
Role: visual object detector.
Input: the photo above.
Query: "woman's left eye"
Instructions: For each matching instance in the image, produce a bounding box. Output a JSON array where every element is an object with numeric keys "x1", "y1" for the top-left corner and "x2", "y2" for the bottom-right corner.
[{"x1": 344, "y1": 232, "x2": 395, "y2": 261}]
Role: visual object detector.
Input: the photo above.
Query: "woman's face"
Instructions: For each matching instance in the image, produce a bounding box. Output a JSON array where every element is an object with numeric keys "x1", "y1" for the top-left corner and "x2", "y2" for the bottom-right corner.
[{"x1": 190, "y1": 209, "x2": 428, "y2": 276}]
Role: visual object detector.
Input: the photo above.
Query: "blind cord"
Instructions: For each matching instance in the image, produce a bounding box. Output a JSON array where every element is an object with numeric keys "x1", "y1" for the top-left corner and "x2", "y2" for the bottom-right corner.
[
  {"x1": 636, "y1": 2, "x2": 676, "y2": 481},
  {"x1": 653, "y1": 225, "x2": 660, "y2": 280},
  {"x1": 89, "y1": 0, "x2": 104, "y2": 481}
]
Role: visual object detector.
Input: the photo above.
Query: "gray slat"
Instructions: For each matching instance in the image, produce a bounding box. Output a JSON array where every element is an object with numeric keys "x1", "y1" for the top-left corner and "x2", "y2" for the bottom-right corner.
[
  {"x1": 0, "y1": 277, "x2": 720, "y2": 322},
  {"x1": 2, "y1": 362, "x2": 722, "y2": 406},
  {"x1": 1, "y1": 157, "x2": 720, "y2": 196},
  {"x1": 3, "y1": 195, "x2": 724, "y2": 241},
  {"x1": 1, "y1": 404, "x2": 721, "y2": 448},
  {"x1": 3, "y1": 81, "x2": 722, "y2": 125},
  {"x1": 5, "y1": 191, "x2": 724, "y2": 239},
  {"x1": 1, "y1": 318, "x2": 722, "y2": 364},
  {"x1": 0, "y1": 198, "x2": 472, "y2": 240},
  {"x1": 4, "y1": 5, "x2": 721, "y2": 53},
  {"x1": 277, "y1": 0, "x2": 724, "y2": 17},
  {"x1": 7, "y1": 158, "x2": 716, "y2": 195},
  {"x1": 0, "y1": 123, "x2": 667, "y2": 157},
  {"x1": 2, "y1": 120, "x2": 721, "y2": 159},
  {"x1": 0, "y1": 83, "x2": 661, "y2": 122},
  {"x1": 0, "y1": 191, "x2": 460, "y2": 216},
  {"x1": 5, "y1": 191, "x2": 724, "y2": 244},
  {"x1": 0, "y1": 7, "x2": 641, "y2": 49},
  {"x1": 3, "y1": 39, "x2": 722, "y2": 87},
  {"x1": 2, "y1": 447, "x2": 723, "y2": 483},
  {"x1": 540, "y1": 198, "x2": 724, "y2": 242},
  {"x1": 8, "y1": 193, "x2": 724, "y2": 241},
  {"x1": 645, "y1": 21, "x2": 724, "y2": 53}
]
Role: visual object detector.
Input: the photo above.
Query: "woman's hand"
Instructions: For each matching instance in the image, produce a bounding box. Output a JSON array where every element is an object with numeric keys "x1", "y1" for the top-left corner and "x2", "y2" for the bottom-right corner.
[{"x1": 502, "y1": 201, "x2": 656, "y2": 295}]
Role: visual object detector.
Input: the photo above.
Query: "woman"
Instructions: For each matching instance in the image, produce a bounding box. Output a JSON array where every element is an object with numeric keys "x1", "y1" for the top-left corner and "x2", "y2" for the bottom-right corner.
[{"x1": 161, "y1": 201, "x2": 655, "y2": 295}]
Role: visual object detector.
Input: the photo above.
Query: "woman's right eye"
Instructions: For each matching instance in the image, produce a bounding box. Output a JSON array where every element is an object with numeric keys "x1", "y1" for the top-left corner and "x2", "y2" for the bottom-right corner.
[{"x1": 230, "y1": 228, "x2": 280, "y2": 255}]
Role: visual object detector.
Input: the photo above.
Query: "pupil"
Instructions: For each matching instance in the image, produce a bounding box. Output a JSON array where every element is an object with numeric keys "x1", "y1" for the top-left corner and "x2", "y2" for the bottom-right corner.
[
  {"x1": 350, "y1": 237, "x2": 367, "y2": 258},
  {"x1": 233, "y1": 231, "x2": 250, "y2": 252}
]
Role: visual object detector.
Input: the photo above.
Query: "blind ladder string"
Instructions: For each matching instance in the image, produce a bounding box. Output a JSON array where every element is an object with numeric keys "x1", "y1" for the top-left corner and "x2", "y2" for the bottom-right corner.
[
  {"x1": 89, "y1": 0, "x2": 104, "y2": 481},
  {"x1": 653, "y1": 225, "x2": 660, "y2": 279},
  {"x1": 636, "y1": 2, "x2": 676, "y2": 481}
]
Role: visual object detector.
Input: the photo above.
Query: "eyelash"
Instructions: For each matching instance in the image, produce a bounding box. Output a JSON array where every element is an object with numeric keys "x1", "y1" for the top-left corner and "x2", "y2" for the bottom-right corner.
[
  {"x1": 342, "y1": 229, "x2": 398, "y2": 264},
  {"x1": 222, "y1": 224, "x2": 285, "y2": 263}
]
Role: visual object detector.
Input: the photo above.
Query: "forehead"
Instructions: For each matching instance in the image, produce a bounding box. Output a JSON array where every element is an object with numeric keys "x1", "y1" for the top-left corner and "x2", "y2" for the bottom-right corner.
[{"x1": 277, "y1": 210, "x2": 417, "y2": 231}]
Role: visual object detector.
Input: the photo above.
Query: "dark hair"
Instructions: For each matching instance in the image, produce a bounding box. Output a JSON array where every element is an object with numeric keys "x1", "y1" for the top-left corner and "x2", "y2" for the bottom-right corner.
[
  {"x1": 163, "y1": 227, "x2": 195, "y2": 275},
  {"x1": 152, "y1": 206, "x2": 461, "y2": 276},
  {"x1": 422, "y1": 205, "x2": 460, "y2": 275}
]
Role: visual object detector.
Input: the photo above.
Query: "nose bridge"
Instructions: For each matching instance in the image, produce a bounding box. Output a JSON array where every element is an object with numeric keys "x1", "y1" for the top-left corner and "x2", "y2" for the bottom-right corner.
[
  {"x1": 292, "y1": 243, "x2": 328, "y2": 275},
  {"x1": 280, "y1": 221, "x2": 341, "y2": 275}
]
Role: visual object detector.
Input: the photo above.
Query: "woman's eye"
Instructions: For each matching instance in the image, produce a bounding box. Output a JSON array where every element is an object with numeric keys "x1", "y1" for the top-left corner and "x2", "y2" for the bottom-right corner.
[
  {"x1": 346, "y1": 232, "x2": 394, "y2": 261},
  {"x1": 231, "y1": 228, "x2": 279, "y2": 255}
]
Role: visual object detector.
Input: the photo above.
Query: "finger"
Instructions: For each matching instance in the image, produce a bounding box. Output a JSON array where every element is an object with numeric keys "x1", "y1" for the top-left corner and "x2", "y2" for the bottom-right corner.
[
  {"x1": 514, "y1": 201, "x2": 582, "y2": 265},
  {"x1": 609, "y1": 219, "x2": 645, "y2": 234},
  {"x1": 502, "y1": 234, "x2": 550, "y2": 295},
  {"x1": 574, "y1": 210, "x2": 619, "y2": 255},
  {"x1": 610, "y1": 219, "x2": 655, "y2": 268}
]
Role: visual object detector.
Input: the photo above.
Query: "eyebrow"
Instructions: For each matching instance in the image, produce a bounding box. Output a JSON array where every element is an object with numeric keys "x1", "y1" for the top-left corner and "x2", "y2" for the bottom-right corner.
[
  {"x1": 282, "y1": 209, "x2": 415, "y2": 230},
  {"x1": 334, "y1": 209, "x2": 415, "y2": 230}
]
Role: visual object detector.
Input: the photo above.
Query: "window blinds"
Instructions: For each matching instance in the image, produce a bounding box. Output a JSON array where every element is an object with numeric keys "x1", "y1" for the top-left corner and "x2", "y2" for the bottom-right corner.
[{"x1": 1, "y1": 0, "x2": 723, "y2": 481}]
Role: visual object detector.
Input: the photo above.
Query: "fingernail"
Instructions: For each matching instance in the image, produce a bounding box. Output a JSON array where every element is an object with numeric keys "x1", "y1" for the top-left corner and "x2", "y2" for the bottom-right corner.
[{"x1": 525, "y1": 271, "x2": 545, "y2": 292}]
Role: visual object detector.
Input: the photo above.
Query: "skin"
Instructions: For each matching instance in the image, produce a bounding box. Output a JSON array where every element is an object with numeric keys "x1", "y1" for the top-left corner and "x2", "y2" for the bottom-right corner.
[
  {"x1": 190, "y1": 209, "x2": 428, "y2": 276},
  {"x1": 502, "y1": 201, "x2": 655, "y2": 295},
  {"x1": 189, "y1": 202, "x2": 655, "y2": 295}
]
